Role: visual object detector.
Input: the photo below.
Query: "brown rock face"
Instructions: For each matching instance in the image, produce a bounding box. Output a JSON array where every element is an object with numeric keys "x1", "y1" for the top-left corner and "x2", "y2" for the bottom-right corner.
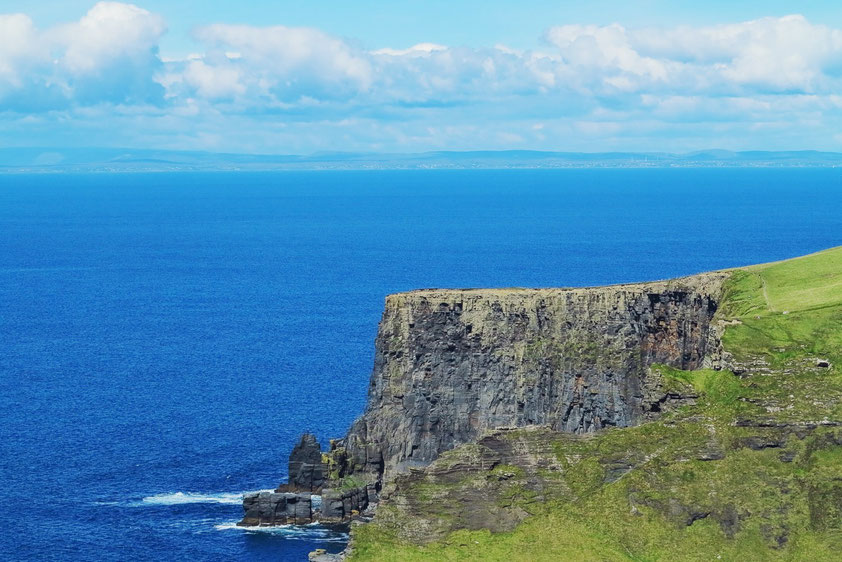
[{"x1": 341, "y1": 273, "x2": 728, "y2": 481}]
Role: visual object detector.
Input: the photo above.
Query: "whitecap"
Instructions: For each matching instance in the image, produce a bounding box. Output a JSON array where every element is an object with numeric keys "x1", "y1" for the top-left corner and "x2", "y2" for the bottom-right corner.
[
  {"x1": 139, "y1": 490, "x2": 269, "y2": 506},
  {"x1": 94, "y1": 489, "x2": 274, "y2": 508},
  {"x1": 215, "y1": 522, "x2": 349, "y2": 542}
]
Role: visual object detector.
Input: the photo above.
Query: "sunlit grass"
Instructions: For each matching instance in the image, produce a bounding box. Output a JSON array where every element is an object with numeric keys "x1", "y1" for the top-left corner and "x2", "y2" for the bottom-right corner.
[{"x1": 748, "y1": 246, "x2": 842, "y2": 313}]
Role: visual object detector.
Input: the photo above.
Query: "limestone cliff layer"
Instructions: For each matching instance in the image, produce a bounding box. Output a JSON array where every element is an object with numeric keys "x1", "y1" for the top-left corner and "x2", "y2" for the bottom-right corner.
[{"x1": 341, "y1": 272, "x2": 729, "y2": 481}]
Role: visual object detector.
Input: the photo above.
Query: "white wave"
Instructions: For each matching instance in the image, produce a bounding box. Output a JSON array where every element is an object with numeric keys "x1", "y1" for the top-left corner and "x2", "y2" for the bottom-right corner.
[
  {"x1": 94, "y1": 489, "x2": 275, "y2": 508},
  {"x1": 140, "y1": 491, "x2": 262, "y2": 506},
  {"x1": 215, "y1": 522, "x2": 349, "y2": 542}
]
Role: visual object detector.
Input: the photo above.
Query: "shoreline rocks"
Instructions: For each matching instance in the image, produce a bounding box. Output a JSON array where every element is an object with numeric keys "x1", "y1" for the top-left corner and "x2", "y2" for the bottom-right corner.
[
  {"x1": 237, "y1": 484, "x2": 375, "y2": 527},
  {"x1": 238, "y1": 491, "x2": 315, "y2": 526},
  {"x1": 320, "y1": 486, "x2": 372, "y2": 522},
  {"x1": 237, "y1": 433, "x2": 376, "y2": 527}
]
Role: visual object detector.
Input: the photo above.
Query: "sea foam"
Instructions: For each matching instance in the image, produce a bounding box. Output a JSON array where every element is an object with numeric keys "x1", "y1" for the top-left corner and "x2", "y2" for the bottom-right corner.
[
  {"x1": 215, "y1": 522, "x2": 349, "y2": 542},
  {"x1": 139, "y1": 491, "x2": 264, "y2": 506}
]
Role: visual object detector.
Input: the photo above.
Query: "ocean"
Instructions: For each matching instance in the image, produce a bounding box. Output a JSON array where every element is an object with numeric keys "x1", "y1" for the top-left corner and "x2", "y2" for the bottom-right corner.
[{"x1": 1, "y1": 169, "x2": 840, "y2": 561}]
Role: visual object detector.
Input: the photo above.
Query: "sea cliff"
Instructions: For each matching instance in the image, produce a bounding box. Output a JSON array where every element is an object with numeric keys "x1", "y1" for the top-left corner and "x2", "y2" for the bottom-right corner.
[
  {"x1": 341, "y1": 273, "x2": 727, "y2": 481},
  {"x1": 244, "y1": 247, "x2": 842, "y2": 561}
]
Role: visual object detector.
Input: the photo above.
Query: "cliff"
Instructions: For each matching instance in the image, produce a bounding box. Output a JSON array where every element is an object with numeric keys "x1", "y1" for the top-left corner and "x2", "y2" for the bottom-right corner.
[
  {"x1": 340, "y1": 273, "x2": 728, "y2": 481},
  {"x1": 346, "y1": 246, "x2": 842, "y2": 561},
  {"x1": 244, "y1": 247, "x2": 842, "y2": 561},
  {"x1": 241, "y1": 272, "x2": 728, "y2": 529}
]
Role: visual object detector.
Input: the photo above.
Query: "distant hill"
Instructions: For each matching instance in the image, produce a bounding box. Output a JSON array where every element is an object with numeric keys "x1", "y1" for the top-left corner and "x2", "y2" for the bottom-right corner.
[{"x1": 1, "y1": 147, "x2": 841, "y2": 172}]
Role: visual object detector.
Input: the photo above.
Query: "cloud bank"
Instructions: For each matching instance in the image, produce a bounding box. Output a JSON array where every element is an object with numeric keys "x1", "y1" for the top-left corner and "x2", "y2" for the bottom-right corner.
[{"x1": 2, "y1": 3, "x2": 842, "y2": 152}]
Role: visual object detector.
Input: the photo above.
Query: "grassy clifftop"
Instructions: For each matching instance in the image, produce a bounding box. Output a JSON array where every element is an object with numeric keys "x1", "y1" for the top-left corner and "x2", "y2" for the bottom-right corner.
[
  {"x1": 348, "y1": 247, "x2": 842, "y2": 561},
  {"x1": 722, "y1": 247, "x2": 842, "y2": 366}
]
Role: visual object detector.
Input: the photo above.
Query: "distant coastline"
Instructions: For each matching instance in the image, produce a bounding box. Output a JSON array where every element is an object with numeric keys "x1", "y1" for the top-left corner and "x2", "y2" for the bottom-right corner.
[{"x1": 2, "y1": 148, "x2": 842, "y2": 173}]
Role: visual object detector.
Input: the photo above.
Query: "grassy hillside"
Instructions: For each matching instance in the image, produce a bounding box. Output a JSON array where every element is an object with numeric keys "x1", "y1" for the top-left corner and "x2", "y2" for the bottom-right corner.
[{"x1": 348, "y1": 247, "x2": 842, "y2": 561}]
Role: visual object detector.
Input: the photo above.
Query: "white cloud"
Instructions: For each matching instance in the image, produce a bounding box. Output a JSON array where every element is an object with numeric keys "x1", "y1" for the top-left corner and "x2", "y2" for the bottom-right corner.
[
  {"x1": 188, "y1": 24, "x2": 373, "y2": 101},
  {"x1": 0, "y1": 2, "x2": 166, "y2": 108},
  {"x1": 546, "y1": 15, "x2": 842, "y2": 94},
  {"x1": 372, "y1": 43, "x2": 447, "y2": 57},
  {"x1": 547, "y1": 24, "x2": 670, "y2": 83},
  {"x1": 0, "y1": 14, "x2": 47, "y2": 89},
  {"x1": 2, "y1": 7, "x2": 842, "y2": 152},
  {"x1": 183, "y1": 60, "x2": 245, "y2": 99},
  {"x1": 58, "y1": 2, "x2": 165, "y2": 74}
]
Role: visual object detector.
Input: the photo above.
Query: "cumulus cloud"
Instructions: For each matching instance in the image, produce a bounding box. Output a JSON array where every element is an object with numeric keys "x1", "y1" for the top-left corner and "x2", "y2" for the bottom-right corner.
[
  {"x1": 0, "y1": 14, "x2": 45, "y2": 85},
  {"x1": 546, "y1": 24, "x2": 671, "y2": 89},
  {"x1": 0, "y1": 2, "x2": 165, "y2": 109},
  {"x1": 182, "y1": 59, "x2": 245, "y2": 99},
  {"x1": 546, "y1": 15, "x2": 842, "y2": 94},
  {"x1": 59, "y1": 2, "x2": 165, "y2": 74},
  {"x1": 182, "y1": 24, "x2": 372, "y2": 102},
  {"x1": 2, "y1": 5, "x2": 842, "y2": 152},
  {"x1": 0, "y1": 13, "x2": 52, "y2": 108}
]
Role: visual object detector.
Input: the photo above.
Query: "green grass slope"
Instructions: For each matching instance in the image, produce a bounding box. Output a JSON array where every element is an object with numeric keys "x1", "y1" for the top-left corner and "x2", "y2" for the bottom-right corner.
[{"x1": 348, "y1": 247, "x2": 842, "y2": 561}]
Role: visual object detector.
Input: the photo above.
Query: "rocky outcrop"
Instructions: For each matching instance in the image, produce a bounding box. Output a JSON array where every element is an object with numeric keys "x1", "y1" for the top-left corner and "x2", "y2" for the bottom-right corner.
[
  {"x1": 288, "y1": 433, "x2": 327, "y2": 492},
  {"x1": 239, "y1": 491, "x2": 314, "y2": 526},
  {"x1": 238, "y1": 433, "x2": 374, "y2": 526},
  {"x1": 240, "y1": 272, "x2": 729, "y2": 529},
  {"x1": 309, "y1": 550, "x2": 344, "y2": 562},
  {"x1": 237, "y1": 484, "x2": 372, "y2": 527},
  {"x1": 341, "y1": 273, "x2": 728, "y2": 481},
  {"x1": 320, "y1": 486, "x2": 372, "y2": 522}
]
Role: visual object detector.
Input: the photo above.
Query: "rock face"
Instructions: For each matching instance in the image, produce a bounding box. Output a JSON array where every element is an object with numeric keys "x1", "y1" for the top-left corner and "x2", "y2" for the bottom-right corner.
[
  {"x1": 239, "y1": 272, "x2": 728, "y2": 528},
  {"x1": 239, "y1": 491, "x2": 314, "y2": 526},
  {"x1": 238, "y1": 484, "x2": 373, "y2": 527},
  {"x1": 342, "y1": 273, "x2": 728, "y2": 481},
  {"x1": 288, "y1": 433, "x2": 327, "y2": 491},
  {"x1": 320, "y1": 487, "x2": 372, "y2": 522}
]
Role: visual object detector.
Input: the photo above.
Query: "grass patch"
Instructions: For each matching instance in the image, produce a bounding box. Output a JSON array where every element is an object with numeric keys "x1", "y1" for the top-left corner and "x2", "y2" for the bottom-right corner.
[
  {"x1": 747, "y1": 246, "x2": 842, "y2": 313},
  {"x1": 653, "y1": 365, "x2": 743, "y2": 406},
  {"x1": 719, "y1": 246, "x2": 842, "y2": 369},
  {"x1": 351, "y1": 427, "x2": 842, "y2": 561},
  {"x1": 334, "y1": 475, "x2": 368, "y2": 492}
]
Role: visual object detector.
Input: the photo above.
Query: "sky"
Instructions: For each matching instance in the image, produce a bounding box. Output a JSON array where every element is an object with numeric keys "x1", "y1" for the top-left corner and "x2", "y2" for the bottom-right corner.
[{"x1": 2, "y1": 1, "x2": 842, "y2": 154}]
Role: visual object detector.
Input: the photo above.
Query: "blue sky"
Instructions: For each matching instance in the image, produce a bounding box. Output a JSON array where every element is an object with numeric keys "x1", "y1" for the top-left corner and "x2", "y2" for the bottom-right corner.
[{"x1": 2, "y1": 1, "x2": 842, "y2": 154}]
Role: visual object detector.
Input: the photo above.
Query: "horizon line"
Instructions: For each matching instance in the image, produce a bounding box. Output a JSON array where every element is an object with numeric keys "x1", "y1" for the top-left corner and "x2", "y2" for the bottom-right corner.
[{"x1": 2, "y1": 147, "x2": 842, "y2": 173}]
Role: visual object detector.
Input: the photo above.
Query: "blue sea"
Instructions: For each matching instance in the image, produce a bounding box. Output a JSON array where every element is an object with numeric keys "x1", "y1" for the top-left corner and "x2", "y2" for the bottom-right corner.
[{"x1": 1, "y1": 169, "x2": 841, "y2": 561}]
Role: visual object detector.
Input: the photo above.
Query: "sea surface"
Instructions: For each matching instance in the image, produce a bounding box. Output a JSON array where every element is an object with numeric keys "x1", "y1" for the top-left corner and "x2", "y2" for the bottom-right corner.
[{"x1": 1, "y1": 169, "x2": 841, "y2": 561}]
